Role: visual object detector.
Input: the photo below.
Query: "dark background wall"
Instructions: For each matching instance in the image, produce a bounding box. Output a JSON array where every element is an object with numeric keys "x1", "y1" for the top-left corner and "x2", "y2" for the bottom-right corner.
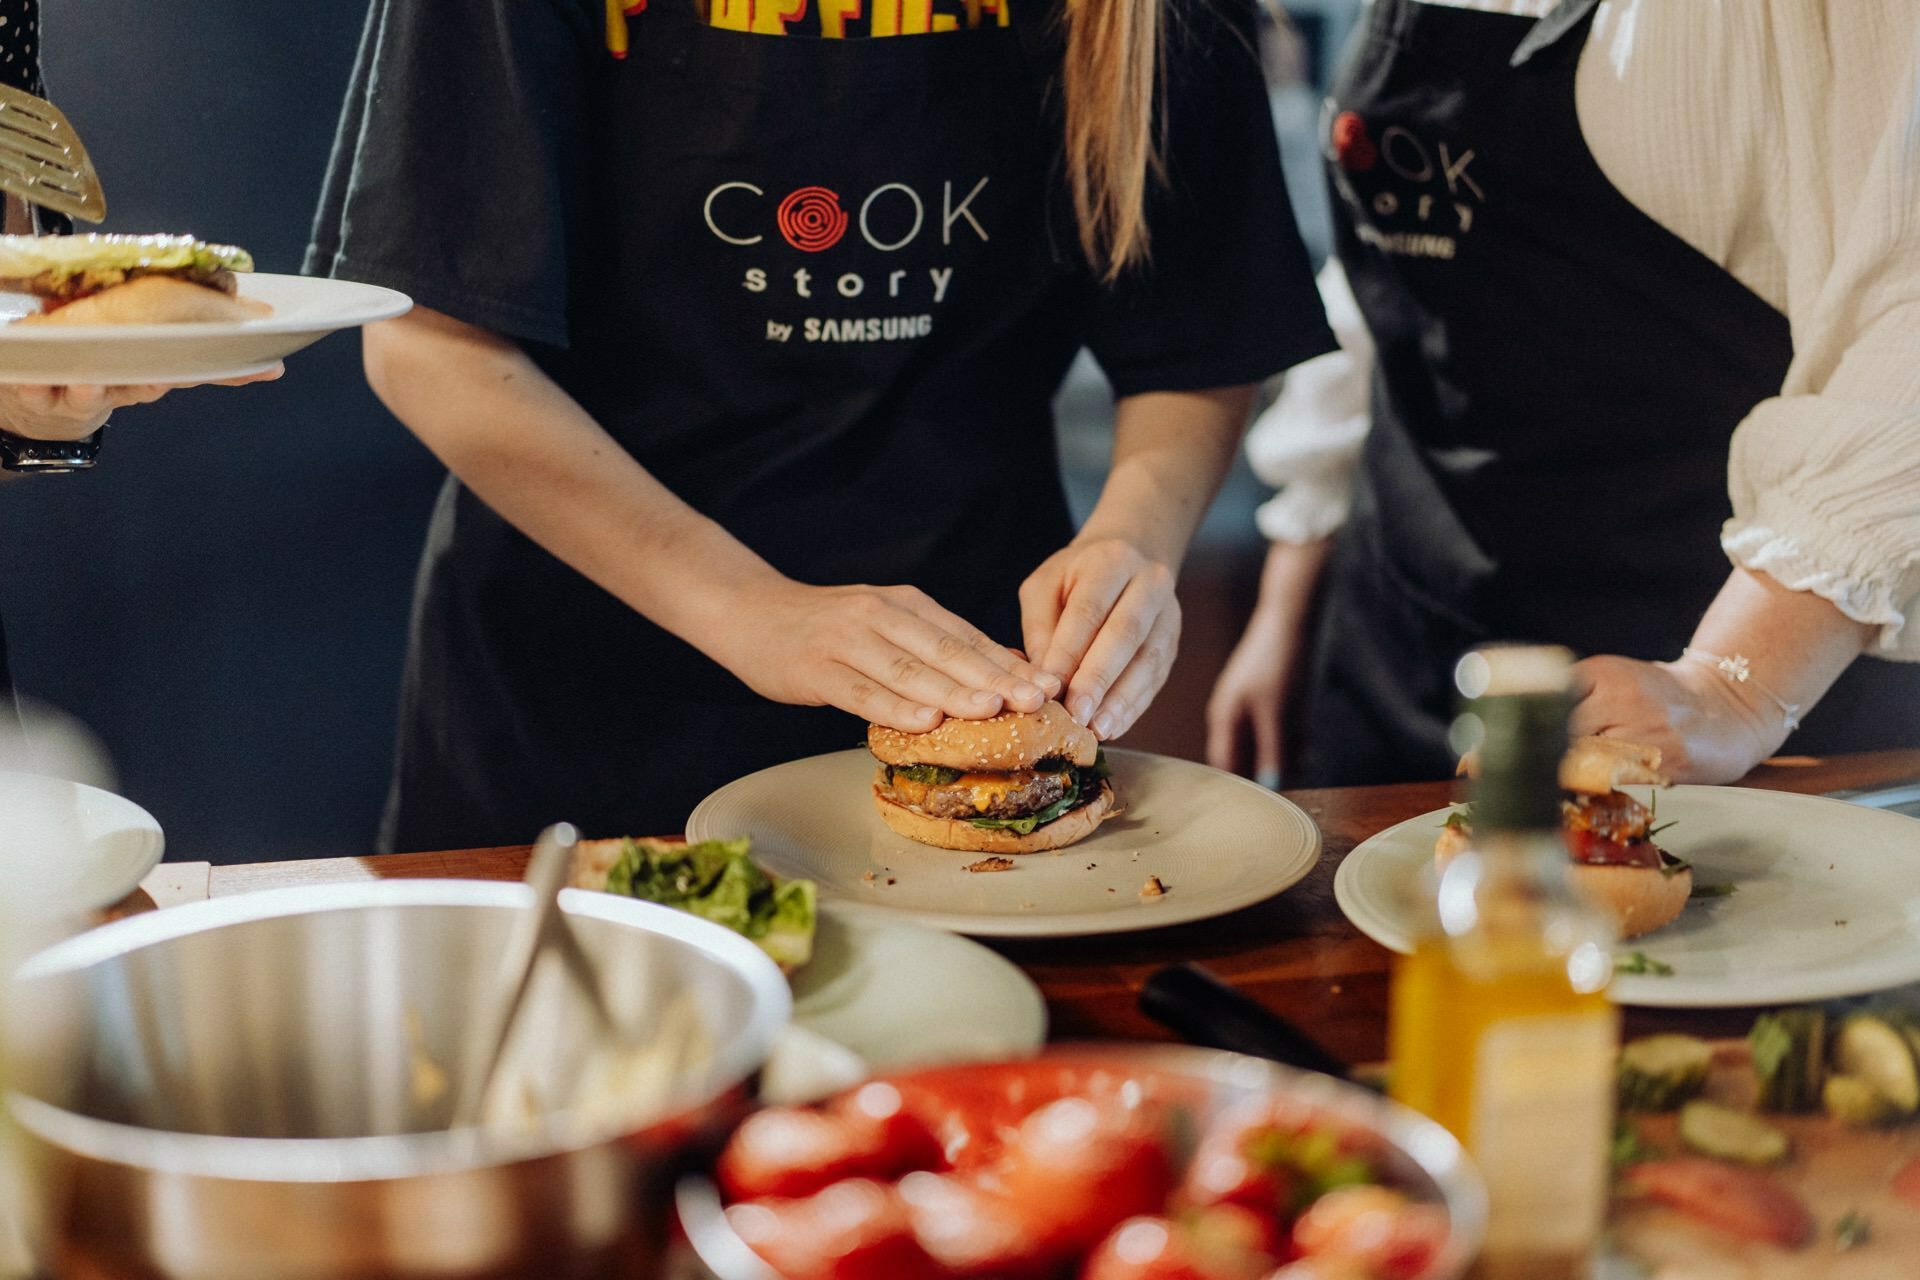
[
  {"x1": 0, "y1": 1, "x2": 1354, "y2": 864},
  {"x1": 0, "y1": 1, "x2": 444, "y2": 862}
]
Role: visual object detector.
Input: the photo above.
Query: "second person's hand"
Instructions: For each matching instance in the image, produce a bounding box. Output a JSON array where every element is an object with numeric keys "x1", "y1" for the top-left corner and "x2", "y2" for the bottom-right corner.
[
  {"x1": 715, "y1": 580, "x2": 1060, "y2": 733},
  {"x1": 1019, "y1": 536, "x2": 1181, "y2": 740},
  {"x1": 0, "y1": 366, "x2": 286, "y2": 441}
]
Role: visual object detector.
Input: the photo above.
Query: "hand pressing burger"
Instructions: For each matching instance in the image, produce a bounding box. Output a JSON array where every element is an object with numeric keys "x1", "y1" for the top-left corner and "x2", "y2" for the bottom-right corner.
[{"x1": 868, "y1": 701, "x2": 1119, "y2": 854}]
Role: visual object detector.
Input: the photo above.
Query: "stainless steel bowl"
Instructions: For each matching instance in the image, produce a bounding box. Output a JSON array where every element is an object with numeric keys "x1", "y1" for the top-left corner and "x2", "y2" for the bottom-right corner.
[
  {"x1": 8, "y1": 880, "x2": 791, "y2": 1279},
  {"x1": 679, "y1": 1043, "x2": 1488, "y2": 1280}
]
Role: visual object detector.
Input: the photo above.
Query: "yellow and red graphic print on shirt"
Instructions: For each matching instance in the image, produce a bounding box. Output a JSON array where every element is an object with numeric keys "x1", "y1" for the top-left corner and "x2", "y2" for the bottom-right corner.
[{"x1": 606, "y1": 0, "x2": 1008, "y2": 54}]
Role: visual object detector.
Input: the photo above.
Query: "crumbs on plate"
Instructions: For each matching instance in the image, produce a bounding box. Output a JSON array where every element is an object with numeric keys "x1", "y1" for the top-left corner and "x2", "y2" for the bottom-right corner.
[
  {"x1": 1140, "y1": 875, "x2": 1168, "y2": 900},
  {"x1": 966, "y1": 856, "x2": 1016, "y2": 874}
]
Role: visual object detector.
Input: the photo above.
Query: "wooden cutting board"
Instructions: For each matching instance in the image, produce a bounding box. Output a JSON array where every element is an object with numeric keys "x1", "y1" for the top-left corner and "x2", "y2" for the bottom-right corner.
[{"x1": 1609, "y1": 1040, "x2": 1920, "y2": 1278}]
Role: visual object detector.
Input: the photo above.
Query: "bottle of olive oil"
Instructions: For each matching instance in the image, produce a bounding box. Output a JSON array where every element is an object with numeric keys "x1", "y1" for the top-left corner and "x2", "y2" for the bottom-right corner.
[{"x1": 1388, "y1": 645, "x2": 1617, "y2": 1280}]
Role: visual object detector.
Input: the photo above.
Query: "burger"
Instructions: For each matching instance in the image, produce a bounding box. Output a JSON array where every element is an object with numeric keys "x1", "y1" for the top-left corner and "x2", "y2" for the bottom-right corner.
[
  {"x1": 868, "y1": 701, "x2": 1118, "y2": 853},
  {"x1": 0, "y1": 233, "x2": 271, "y2": 325},
  {"x1": 1438, "y1": 735, "x2": 1692, "y2": 938}
]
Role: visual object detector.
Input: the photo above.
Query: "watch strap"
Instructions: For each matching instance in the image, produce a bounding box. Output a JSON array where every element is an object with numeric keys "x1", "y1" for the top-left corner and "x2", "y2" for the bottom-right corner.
[{"x1": 0, "y1": 423, "x2": 106, "y2": 473}]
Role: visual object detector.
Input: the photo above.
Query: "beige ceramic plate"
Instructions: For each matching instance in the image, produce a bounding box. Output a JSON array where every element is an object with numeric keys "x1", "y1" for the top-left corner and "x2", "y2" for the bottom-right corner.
[
  {"x1": 792, "y1": 905, "x2": 1046, "y2": 1068},
  {"x1": 686, "y1": 748, "x2": 1320, "y2": 938},
  {"x1": 0, "y1": 770, "x2": 162, "y2": 914},
  {"x1": 0, "y1": 274, "x2": 411, "y2": 383},
  {"x1": 1336, "y1": 785, "x2": 1920, "y2": 1007}
]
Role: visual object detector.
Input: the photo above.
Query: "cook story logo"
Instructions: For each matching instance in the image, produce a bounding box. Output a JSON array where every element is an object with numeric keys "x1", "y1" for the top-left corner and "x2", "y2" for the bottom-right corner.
[
  {"x1": 1326, "y1": 107, "x2": 1487, "y2": 261},
  {"x1": 704, "y1": 177, "x2": 992, "y2": 344}
]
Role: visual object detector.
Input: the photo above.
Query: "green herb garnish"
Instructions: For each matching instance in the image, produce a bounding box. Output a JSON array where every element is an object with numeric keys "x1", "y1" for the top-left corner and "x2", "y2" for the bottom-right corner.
[
  {"x1": 1835, "y1": 1211, "x2": 1872, "y2": 1251},
  {"x1": 1442, "y1": 806, "x2": 1473, "y2": 831},
  {"x1": 1618, "y1": 951, "x2": 1675, "y2": 977},
  {"x1": 1659, "y1": 854, "x2": 1694, "y2": 879},
  {"x1": 1611, "y1": 1119, "x2": 1660, "y2": 1172}
]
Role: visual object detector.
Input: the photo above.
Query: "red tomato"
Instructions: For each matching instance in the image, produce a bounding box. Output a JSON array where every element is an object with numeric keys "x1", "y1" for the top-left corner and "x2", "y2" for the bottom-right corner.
[
  {"x1": 1893, "y1": 1156, "x2": 1920, "y2": 1210},
  {"x1": 726, "y1": 1180, "x2": 945, "y2": 1280},
  {"x1": 896, "y1": 1170, "x2": 1055, "y2": 1278},
  {"x1": 1185, "y1": 1127, "x2": 1301, "y2": 1218},
  {"x1": 1622, "y1": 1158, "x2": 1815, "y2": 1249},
  {"x1": 998, "y1": 1096, "x2": 1177, "y2": 1255},
  {"x1": 716, "y1": 1099, "x2": 940, "y2": 1202},
  {"x1": 1082, "y1": 1212, "x2": 1276, "y2": 1280},
  {"x1": 1291, "y1": 1186, "x2": 1447, "y2": 1280}
]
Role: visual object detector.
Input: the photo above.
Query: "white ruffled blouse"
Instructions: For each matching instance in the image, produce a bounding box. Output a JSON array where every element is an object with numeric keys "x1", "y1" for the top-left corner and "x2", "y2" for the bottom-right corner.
[{"x1": 1248, "y1": 0, "x2": 1920, "y2": 657}]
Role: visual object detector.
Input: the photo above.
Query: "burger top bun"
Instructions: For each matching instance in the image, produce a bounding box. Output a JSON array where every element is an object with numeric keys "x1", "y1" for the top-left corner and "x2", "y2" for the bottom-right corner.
[
  {"x1": 874, "y1": 778, "x2": 1117, "y2": 854},
  {"x1": 868, "y1": 700, "x2": 1096, "y2": 772},
  {"x1": 19, "y1": 276, "x2": 271, "y2": 326},
  {"x1": 1456, "y1": 734, "x2": 1668, "y2": 795},
  {"x1": 1557, "y1": 736, "x2": 1668, "y2": 795}
]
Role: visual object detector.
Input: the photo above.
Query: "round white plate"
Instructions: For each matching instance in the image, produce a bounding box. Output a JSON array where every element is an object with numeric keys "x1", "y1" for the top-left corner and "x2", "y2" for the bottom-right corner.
[
  {"x1": 0, "y1": 771, "x2": 164, "y2": 914},
  {"x1": 793, "y1": 905, "x2": 1046, "y2": 1069},
  {"x1": 686, "y1": 748, "x2": 1321, "y2": 938},
  {"x1": 1335, "y1": 785, "x2": 1920, "y2": 1007},
  {"x1": 0, "y1": 274, "x2": 412, "y2": 384}
]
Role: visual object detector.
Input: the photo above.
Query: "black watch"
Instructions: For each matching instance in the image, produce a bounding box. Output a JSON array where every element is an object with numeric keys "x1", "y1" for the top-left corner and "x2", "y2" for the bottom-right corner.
[{"x1": 0, "y1": 424, "x2": 106, "y2": 473}]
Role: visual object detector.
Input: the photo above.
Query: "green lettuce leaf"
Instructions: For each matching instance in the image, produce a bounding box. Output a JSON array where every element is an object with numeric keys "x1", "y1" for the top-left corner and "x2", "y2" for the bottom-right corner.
[{"x1": 603, "y1": 837, "x2": 815, "y2": 971}]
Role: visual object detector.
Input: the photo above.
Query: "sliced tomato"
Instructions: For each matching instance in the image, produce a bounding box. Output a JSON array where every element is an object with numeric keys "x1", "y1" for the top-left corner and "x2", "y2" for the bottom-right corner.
[
  {"x1": 1622, "y1": 1158, "x2": 1814, "y2": 1248},
  {"x1": 1891, "y1": 1156, "x2": 1920, "y2": 1210},
  {"x1": 997, "y1": 1095, "x2": 1177, "y2": 1255},
  {"x1": 1563, "y1": 828, "x2": 1664, "y2": 869},
  {"x1": 716, "y1": 1099, "x2": 939, "y2": 1202},
  {"x1": 1291, "y1": 1186, "x2": 1447, "y2": 1280},
  {"x1": 1081, "y1": 1211, "x2": 1280, "y2": 1280},
  {"x1": 726, "y1": 1180, "x2": 945, "y2": 1280},
  {"x1": 896, "y1": 1170, "x2": 1055, "y2": 1278}
]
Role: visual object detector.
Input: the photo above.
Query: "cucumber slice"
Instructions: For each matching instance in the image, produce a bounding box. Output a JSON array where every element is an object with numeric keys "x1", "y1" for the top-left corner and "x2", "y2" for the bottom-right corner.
[
  {"x1": 1618, "y1": 1035, "x2": 1714, "y2": 1112},
  {"x1": 1678, "y1": 1100, "x2": 1789, "y2": 1165},
  {"x1": 1823, "y1": 1074, "x2": 1898, "y2": 1128},
  {"x1": 1832, "y1": 1015, "x2": 1920, "y2": 1115},
  {"x1": 1750, "y1": 1009, "x2": 1826, "y2": 1113}
]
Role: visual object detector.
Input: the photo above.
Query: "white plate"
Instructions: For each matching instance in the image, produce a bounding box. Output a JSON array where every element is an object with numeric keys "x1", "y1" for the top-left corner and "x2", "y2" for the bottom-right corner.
[
  {"x1": 0, "y1": 771, "x2": 163, "y2": 914},
  {"x1": 0, "y1": 274, "x2": 412, "y2": 384},
  {"x1": 686, "y1": 748, "x2": 1321, "y2": 938},
  {"x1": 1335, "y1": 785, "x2": 1920, "y2": 1007},
  {"x1": 792, "y1": 905, "x2": 1046, "y2": 1069}
]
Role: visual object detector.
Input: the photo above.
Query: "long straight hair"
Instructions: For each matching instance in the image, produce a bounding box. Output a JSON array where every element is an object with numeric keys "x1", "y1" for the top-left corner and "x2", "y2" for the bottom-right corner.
[{"x1": 1060, "y1": 0, "x2": 1163, "y2": 282}]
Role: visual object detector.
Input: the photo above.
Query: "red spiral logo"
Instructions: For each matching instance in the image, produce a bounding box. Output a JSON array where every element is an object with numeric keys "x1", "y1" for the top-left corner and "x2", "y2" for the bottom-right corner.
[
  {"x1": 776, "y1": 186, "x2": 849, "y2": 253},
  {"x1": 1331, "y1": 111, "x2": 1377, "y2": 172}
]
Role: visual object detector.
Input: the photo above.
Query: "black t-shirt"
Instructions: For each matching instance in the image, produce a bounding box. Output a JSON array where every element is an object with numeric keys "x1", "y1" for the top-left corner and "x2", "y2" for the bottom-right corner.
[{"x1": 306, "y1": 0, "x2": 1333, "y2": 394}]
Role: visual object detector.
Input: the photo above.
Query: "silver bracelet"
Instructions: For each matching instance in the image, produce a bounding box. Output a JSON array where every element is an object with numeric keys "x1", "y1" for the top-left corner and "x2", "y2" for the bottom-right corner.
[{"x1": 1681, "y1": 647, "x2": 1802, "y2": 732}]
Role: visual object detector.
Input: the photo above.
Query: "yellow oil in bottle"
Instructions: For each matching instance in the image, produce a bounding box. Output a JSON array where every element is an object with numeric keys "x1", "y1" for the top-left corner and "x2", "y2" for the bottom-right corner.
[
  {"x1": 1388, "y1": 647, "x2": 1618, "y2": 1280},
  {"x1": 1390, "y1": 931, "x2": 1614, "y2": 1148}
]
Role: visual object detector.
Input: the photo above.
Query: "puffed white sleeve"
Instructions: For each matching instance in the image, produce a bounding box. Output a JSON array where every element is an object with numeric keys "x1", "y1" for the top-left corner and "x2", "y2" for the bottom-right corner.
[
  {"x1": 1245, "y1": 259, "x2": 1374, "y2": 544},
  {"x1": 1721, "y1": 1, "x2": 1920, "y2": 658}
]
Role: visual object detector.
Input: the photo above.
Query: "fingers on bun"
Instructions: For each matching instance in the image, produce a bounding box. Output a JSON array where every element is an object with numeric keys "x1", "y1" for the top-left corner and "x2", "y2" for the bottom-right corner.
[
  {"x1": 0, "y1": 233, "x2": 271, "y2": 325},
  {"x1": 868, "y1": 701, "x2": 1118, "y2": 854},
  {"x1": 1439, "y1": 736, "x2": 1691, "y2": 939}
]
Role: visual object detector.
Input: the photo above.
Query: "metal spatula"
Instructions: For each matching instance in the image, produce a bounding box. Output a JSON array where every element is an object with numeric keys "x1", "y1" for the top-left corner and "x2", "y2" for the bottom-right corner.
[{"x1": 0, "y1": 82, "x2": 105, "y2": 223}]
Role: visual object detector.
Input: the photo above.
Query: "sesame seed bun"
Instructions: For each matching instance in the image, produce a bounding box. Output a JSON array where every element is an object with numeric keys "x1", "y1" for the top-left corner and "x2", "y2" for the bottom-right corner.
[
  {"x1": 866, "y1": 701, "x2": 1097, "y2": 772},
  {"x1": 873, "y1": 778, "x2": 1117, "y2": 854}
]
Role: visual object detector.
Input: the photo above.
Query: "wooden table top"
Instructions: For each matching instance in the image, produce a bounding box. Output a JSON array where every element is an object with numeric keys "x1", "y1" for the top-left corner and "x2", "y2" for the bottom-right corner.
[{"x1": 185, "y1": 748, "x2": 1920, "y2": 1066}]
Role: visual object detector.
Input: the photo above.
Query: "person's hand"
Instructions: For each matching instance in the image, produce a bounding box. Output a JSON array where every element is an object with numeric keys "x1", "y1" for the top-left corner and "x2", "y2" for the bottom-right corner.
[
  {"x1": 1019, "y1": 537, "x2": 1180, "y2": 740},
  {"x1": 0, "y1": 366, "x2": 285, "y2": 441},
  {"x1": 1569, "y1": 654, "x2": 1788, "y2": 783},
  {"x1": 1205, "y1": 539, "x2": 1332, "y2": 786},
  {"x1": 715, "y1": 581, "x2": 1060, "y2": 733},
  {"x1": 1206, "y1": 603, "x2": 1303, "y2": 787}
]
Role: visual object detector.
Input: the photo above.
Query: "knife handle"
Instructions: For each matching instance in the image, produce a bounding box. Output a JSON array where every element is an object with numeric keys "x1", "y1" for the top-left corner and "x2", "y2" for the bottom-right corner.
[{"x1": 1139, "y1": 963, "x2": 1350, "y2": 1079}]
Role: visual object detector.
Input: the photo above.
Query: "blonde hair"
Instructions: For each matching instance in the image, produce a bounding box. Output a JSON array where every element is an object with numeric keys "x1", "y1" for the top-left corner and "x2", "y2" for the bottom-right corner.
[{"x1": 1061, "y1": 0, "x2": 1163, "y2": 282}]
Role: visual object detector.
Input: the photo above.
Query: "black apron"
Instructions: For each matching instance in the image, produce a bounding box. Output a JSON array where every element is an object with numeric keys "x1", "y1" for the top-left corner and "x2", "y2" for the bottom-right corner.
[
  {"x1": 383, "y1": 3, "x2": 1085, "y2": 850},
  {"x1": 1298, "y1": 0, "x2": 1920, "y2": 786}
]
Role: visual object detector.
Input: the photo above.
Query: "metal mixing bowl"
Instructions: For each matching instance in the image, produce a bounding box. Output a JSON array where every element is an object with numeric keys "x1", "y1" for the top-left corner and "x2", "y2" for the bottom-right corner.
[
  {"x1": 679, "y1": 1043, "x2": 1488, "y2": 1280},
  {"x1": 7, "y1": 880, "x2": 790, "y2": 1279}
]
